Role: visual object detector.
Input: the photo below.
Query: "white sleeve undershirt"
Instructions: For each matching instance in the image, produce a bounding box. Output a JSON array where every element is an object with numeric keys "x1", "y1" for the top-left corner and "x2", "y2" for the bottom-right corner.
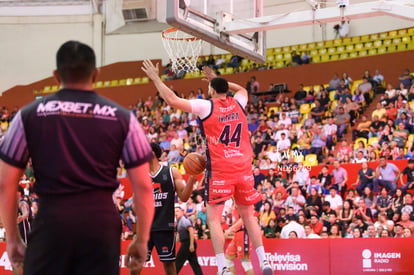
[{"x1": 189, "y1": 94, "x2": 247, "y2": 120}]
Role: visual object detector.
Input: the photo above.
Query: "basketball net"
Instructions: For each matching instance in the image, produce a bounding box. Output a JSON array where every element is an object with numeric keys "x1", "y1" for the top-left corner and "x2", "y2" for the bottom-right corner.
[{"x1": 161, "y1": 28, "x2": 203, "y2": 73}]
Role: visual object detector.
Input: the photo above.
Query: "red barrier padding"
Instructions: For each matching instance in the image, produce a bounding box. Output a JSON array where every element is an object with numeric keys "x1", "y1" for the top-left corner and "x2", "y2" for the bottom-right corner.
[{"x1": 1, "y1": 238, "x2": 413, "y2": 274}]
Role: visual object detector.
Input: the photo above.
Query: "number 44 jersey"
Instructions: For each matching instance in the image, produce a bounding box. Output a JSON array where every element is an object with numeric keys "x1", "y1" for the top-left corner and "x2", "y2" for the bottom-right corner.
[{"x1": 199, "y1": 96, "x2": 253, "y2": 179}]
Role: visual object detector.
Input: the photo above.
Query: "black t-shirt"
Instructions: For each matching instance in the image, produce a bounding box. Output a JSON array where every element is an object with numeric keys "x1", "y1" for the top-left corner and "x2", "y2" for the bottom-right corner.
[
  {"x1": 318, "y1": 173, "x2": 333, "y2": 188},
  {"x1": 0, "y1": 89, "x2": 152, "y2": 196},
  {"x1": 370, "y1": 120, "x2": 385, "y2": 131},
  {"x1": 294, "y1": 91, "x2": 307, "y2": 100},
  {"x1": 402, "y1": 167, "x2": 414, "y2": 183},
  {"x1": 358, "y1": 168, "x2": 374, "y2": 185},
  {"x1": 151, "y1": 165, "x2": 176, "y2": 231}
]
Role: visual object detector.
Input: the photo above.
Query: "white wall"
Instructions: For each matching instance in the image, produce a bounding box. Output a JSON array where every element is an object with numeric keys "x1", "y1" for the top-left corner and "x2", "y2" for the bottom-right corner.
[
  {"x1": 0, "y1": 13, "x2": 412, "y2": 94},
  {"x1": 0, "y1": 14, "x2": 102, "y2": 93}
]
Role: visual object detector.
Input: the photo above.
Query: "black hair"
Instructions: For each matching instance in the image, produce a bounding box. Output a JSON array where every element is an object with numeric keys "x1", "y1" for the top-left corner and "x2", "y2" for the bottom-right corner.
[
  {"x1": 210, "y1": 77, "x2": 229, "y2": 94},
  {"x1": 150, "y1": 142, "x2": 163, "y2": 159},
  {"x1": 56, "y1": 40, "x2": 96, "y2": 84},
  {"x1": 409, "y1": 159, "x2": 414, "y2": 164}
]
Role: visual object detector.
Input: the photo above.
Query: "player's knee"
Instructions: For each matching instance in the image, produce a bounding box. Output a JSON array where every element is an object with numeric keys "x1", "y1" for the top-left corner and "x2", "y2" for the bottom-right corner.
[
  {"x1": 241, "y1": 260, "x2": 253, "y2": 271},
  {"x1": 225, "y1": 258, "x2": 234, "y2": 268}
]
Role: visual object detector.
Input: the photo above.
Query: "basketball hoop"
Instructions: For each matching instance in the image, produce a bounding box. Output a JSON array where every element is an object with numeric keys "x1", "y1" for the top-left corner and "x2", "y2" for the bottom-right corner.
[{"x1": 161, "y1": 28, "x2": 203, "y2": 73}]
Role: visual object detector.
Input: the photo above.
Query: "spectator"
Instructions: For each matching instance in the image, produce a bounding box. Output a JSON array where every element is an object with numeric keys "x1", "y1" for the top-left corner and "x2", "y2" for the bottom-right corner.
[
  {"x1": 377, "y1": 188, "x2": 392, "y2": 218},
  {"x1": 353, "y1": 161, "x2": 375, "y2": 196},
  {"x1": 294, "y1": 84, "x2": 307, "y2": 104},
  {"x1": 253, "y1": 167, "x2": 266, "y2": 189},
  {"x1": 401, "y1": 193, "x2": 414, "y2": 218},
  {"x1": 352, "y1": 227, "x2": 363, "y2": 238},
  {"x1": 292, "y1": 163, "x2": 310, "y2": 195},
  {"x1": 215, "y1": 55, "x2": 225, "y2": 68},
  {"x1": 280, "y1": 216, "x2": 306, "y2": 239},
  {"x1": 353, "y1": 115, "x2": 371, "y2": 140},
  {"x1": 301, "y1": 51, "x2": 311, "y2": 64},
  {"x1": 353, "y1": 151, "x2": 368, "y2": 164},
  {"x1": 309, "y1": 215, "x2": 323, "y2": 235},
  {"x1": 304, "y1": 224, "x2": 321, "y2": 238},
  {"x1": 394, "y1": 224, "x2": 405, "y2": 238},
  {"x1": 403, "y1": 227, "x2": 413, "y2": 238},
  {"x1": 398, "y1": 212, "x2": 414, "y2": 232},
  {"x1": 331, "y1": 160, "x2": 348, "y2": 196},
  {"x1": 285, "y1": 187, "x2": 306, "y2": 215},
  {"x1": 197, "y1": 204, "x2": 207, "y2": 226},
  {"x1": 335, "y1": 107, "x2": 351, "y2": 139},
  {"x1": 398, "y1": 69, "x2": 413, "y2": 89},
  {"x1": 337, "y1": 140, "x2": 352, "y2": 161},
  {"x1": 369, "y1": 115, "x2": 385, "y2": 138},
  {"x1": 373, "y1": 156, "x2": 400, "y2": 196},
  {"x1": 318, "y1": 165, "x2": 333, "y2": 194},
  {"x1": 401, "y1": 159, "x2": 414, "y2": 192},
  {"x1": 323, "y1": 117, "x2": 337, "y2": 151},
  {"x1": 325, "y1": 187, "x2": 343, "y2": 213},
  {"x1": 362, "y1": 186, "x2": 377, "y2": 217},
  {"x1": 263, "y1": 219, "x2": 278, "y2": 238},
  {"x1": 355, "y1": 199, "x2": 373, "y2": 223},
  {"x1": 308, "y1": 125, "x2": 327, "y2": 160},
  {"x1": 307, "y1": 177, "x2": 322, "y2": 195},
  {"x1": 373, "y1": 69, "x2": 384, "y2": 88},
  {"x1": 310, "y1": 100, "x2": 325, "y2": 123},
  {"x1": 364, "y1": 224, "x2": 377, "y2": 238},
  {"x1": 259, "y1": 201, "x2": 276, "y2": 228},
  {"x1": 290, "y1": 50, "x2": 302, "y2": 66},
  {"x1": 358, "y1": 77, "x2": 373, "y2": 103},
  {"x1": 338, "y1": 200, "x2": 354, "y2": 234},
  {"x1": 328, "y1": 73, "x2": 341, "y2": 91},
  {"x1": 330, "y1": 224, "x2": 342, "y2": 238},
  {"x1": 392, "y1": 122, "x2": 409, "y2": 148},
  {"x1": 305, "y1": 187, "x2": 323, "y2": 216}
]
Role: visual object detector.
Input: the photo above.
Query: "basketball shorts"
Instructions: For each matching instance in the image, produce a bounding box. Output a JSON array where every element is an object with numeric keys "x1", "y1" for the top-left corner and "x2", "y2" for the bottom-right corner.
[
  {"x1": 225, "y1": 230, "x2": 251, "y2": 259},
  {"x1": 24, "y1": 190, "x2": 122, "y2": 275},
  {"x1": 147, "y1": 230, "x2": 176, "y2": 262},
  {"x1": 205, "y1": 174, "x2": 261, "y2": 205}
]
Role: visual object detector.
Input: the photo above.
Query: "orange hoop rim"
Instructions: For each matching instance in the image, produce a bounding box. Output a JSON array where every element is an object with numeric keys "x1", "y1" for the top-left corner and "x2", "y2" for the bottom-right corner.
[{"x1": 162, "y1": 27, "x2": 201, "y2": 42}]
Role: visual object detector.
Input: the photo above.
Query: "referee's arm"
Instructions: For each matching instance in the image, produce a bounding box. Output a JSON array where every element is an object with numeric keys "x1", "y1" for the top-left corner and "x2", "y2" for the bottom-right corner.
[{"x1": 128, "y1": 162, "x2": 154, "y2": 243}]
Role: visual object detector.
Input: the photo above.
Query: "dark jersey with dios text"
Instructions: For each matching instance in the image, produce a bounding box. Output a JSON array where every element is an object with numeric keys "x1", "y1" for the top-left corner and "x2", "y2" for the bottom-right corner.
[{"x1": 150, "y1": 165, "x2": 175, "y2": 231}]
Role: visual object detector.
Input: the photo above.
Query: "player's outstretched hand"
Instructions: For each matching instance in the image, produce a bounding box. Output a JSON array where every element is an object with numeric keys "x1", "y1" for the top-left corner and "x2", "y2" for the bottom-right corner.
[
  {"x1": 7, "y1": 238, "x2": 26, "y2": 274},
  {"x1": 126, "y1": 239, "x2": 148, "y2": 274},
  {"x1": 141, "y1": 60, "x2": 160, "y2": 81},
  {"x1": 201, "y1": 66, "x2": 217, "y2": 82}
]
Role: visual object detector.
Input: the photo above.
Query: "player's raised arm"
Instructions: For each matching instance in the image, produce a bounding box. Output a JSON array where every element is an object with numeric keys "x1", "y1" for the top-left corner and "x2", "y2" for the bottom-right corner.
[
  {"x1": 142, "y1": 60, "x2": 192, "y2": 113},
  {"x1": 174, "y1": 168, "x2": 196, "y2": 202}
]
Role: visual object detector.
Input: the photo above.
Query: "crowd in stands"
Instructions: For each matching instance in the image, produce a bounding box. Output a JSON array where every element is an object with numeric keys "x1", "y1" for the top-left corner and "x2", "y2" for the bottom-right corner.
[{"x1": 1, "y1": 66, "x2": 414, "y2": 243}]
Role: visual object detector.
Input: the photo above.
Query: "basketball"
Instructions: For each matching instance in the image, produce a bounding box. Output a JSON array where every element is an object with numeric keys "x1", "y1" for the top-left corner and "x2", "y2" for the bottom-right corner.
[{"x1": 183, "y1": 153, "x2": 206, "y2": 175}]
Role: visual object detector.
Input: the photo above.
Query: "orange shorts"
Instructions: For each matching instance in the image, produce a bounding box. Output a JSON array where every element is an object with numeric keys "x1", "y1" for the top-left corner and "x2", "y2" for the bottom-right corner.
[
  {"x1": 225, "y1": 230, "x2": 252, "y2": 259},
  {"x1": 204, "y1": 174, "x2": 261, "y2": 205}
]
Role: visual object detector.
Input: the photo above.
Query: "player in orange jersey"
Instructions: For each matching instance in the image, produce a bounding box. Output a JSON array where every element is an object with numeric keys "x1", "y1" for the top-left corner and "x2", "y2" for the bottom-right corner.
[{"x1": 142, "y1": 61, "x2": 273, "y2": 275}]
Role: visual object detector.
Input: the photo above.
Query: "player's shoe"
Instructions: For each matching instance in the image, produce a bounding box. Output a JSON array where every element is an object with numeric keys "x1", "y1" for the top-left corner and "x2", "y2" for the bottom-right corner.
[
  {"x1": 218, "y1": 267, "x2": 233, "y2": 275},
  {"x1": 261, "y1": 260, "x2": 273, "y2": 275}
]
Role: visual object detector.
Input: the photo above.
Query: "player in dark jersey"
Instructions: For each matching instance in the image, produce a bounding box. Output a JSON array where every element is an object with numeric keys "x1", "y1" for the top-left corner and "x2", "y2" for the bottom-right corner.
[
  {"x1": 138, "y1": 143, "x2": 196, "y2": 275},
  {"x1": 142, "y1": 61, "x2": 273, "y2": 275},
  {"x1": 0, "y1": 41, "x2": 154, "y2": 275}
]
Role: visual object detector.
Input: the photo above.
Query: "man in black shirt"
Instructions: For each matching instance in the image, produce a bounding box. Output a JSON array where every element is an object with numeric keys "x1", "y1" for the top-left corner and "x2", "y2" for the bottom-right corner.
[
  {"x1": 310, "y1": 100, "x2": 325, "y2": 123},
  {"x1": 0, "y1": 41, "x2": 154, "y2": 275},
  {"x1": 294, "y1": 84, "x2": 307, "y2": 105},
  {"x1": 401, "y1": 159, "x2": 414, "y2": 193},
  {"x1": 369, "y1": 115, "x2": 385, "y2": 138},
  {"x1": 142, "y1": 143, "x2": 195, "y2": 275}
]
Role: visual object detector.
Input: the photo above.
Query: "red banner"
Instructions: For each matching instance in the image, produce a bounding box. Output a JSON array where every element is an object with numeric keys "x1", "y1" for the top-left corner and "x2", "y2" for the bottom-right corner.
[{"x1": 1, "y1": 238, "x2": 413, "y2": 274}]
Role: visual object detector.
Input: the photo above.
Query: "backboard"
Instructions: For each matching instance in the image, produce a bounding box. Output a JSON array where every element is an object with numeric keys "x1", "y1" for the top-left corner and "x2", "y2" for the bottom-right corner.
[{"x1": 166, "y1": 0, "x2": 266, "y2": 64}]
